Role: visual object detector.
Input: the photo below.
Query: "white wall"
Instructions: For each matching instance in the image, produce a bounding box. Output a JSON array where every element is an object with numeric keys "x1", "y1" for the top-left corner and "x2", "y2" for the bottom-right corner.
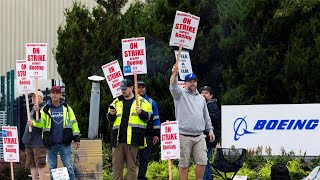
[{"x1": 0, "y1": 0, "x2": 97, "y2": 80}]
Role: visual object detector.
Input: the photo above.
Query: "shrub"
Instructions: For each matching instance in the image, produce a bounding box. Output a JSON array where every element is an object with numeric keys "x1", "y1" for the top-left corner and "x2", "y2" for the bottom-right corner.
[
  {"x1": 146, "y1": 160, "x2": 179, "y2": 180},
  {"x1": 0, "y1": 150, "x2": 29, "y2": 180}
]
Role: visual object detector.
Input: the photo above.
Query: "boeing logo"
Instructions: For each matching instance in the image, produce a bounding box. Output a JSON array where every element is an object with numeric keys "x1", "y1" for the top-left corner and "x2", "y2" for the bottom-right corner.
[
  {"x1": 233, "y1": 116, "x2": 319, "y2": 141},
  {"x1": 233, "y1": 116, "x2": 255, "y2": 141}
]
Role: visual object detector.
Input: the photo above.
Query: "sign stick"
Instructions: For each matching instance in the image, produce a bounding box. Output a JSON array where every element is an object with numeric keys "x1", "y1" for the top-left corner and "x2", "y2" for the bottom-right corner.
[
  {"x1": 134, "y1": 73, "x2": 139, "y2": 106},
  {"x1": 172, "y1": 45, "x2": 183, "y2": 82},
  {"x1": 35, "y1": 79, "x2": 39, "y2": 121},
  {"x1": 168, "y1": 158, "x2": 172, "y2": 180},
  {"x1": 24, "y1": 93, "x2": 32, "y2": 132},
  {"x1": 10, "y1": 161, "x2": 14, "y2": 180},
  {"x1": 166, "y1": 120, "x2": 172, "y2": 180}
]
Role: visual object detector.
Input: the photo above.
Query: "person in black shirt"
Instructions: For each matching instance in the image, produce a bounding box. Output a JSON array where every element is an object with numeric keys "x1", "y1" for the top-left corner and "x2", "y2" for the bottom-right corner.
[{"x1": 107, "y1": 79, "x2": 152, "y2": 180}]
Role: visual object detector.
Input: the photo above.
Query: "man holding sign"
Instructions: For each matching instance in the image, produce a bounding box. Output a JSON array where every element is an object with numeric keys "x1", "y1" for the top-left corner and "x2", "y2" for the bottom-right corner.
[
  {"x1": 22, "y1": 91, "x2": 46, "y2": 180},
  {"x1": 107, "y1": 79, "x2": 152, "y2": 180},
  {"x1": 169, "y1": 66, "x2": 215, "y2": 180}
]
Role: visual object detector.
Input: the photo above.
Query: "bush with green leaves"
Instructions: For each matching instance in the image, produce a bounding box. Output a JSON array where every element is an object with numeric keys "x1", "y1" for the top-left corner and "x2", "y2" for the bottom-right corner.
[{"x1": 0, "y1": 150, "x2": 30, "y2": 180}]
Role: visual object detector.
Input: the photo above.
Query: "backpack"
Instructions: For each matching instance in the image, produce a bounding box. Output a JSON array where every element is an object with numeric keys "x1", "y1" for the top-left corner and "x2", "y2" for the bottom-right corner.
[{"x1": 271, "y1": 163, "x2": 291, "y2": 180}]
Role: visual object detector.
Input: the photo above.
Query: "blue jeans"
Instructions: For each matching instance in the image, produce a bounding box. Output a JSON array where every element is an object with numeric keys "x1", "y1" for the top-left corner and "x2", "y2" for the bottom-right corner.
[
  {"x1": 47, "y1": 144, "x2": 75, "y2": 180},
  {"x1": 203, "y1": 147, "x2": 213, "y2": 180},
  {"x1": 138, "y1": 136, "x2": 153, "y2": 180}
]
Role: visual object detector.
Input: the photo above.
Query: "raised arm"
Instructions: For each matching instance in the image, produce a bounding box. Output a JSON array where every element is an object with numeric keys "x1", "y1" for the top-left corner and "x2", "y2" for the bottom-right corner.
[{"x1": 169, "y1": 65, "x2": 183, "y2": 100}]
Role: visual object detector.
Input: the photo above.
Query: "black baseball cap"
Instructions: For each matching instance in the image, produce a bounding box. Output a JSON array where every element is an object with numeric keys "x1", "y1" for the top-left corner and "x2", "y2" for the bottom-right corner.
[
  {"x1": 120, "y1": 79, "x2": 133, "y2": 90},
  {"x1": 137, "y1": 80, "x2": 146, "y2": 86}
]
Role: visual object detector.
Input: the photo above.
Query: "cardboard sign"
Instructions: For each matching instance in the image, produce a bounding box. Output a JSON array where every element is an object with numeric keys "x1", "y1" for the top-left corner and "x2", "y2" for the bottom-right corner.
[
  {"x1": 2, "y1": 126, "x2": 19, "y2": 162},
  {"x1": 161, "y1": 121, "x2": 180, "y2": 160},
  {"x1": 234, "y1": 175, "x2": 248, "y2": 180},
  {"x1": 51, "y1": 167, "x2": 70, "y2": 180},
  {"x1": 26, "y1": 43, "x2": 47, "y2": 79},
  {"x1": 102, "y1": 60, "x2": 124, "y2": 98},
  {"x1": 178, "y1": 81, "x2": 185, "y2": 89},
  {"x1": 16, "y1": 60, "x2": 34, "y2": 94},
  {"x1": 169, "y1": 11, "x2": 200, "y2": 50},
  {"x1": 174, "y1": 50, "x2": 193, "y2": 80},
  {"x1": 122, "y1": 37, "x2": 147, "y2": 76}
]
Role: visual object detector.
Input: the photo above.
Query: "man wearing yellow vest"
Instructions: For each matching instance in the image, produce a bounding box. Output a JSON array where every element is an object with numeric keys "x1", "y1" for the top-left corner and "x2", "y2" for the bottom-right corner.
[
  {"x1": 107, "y1": 79, "x2": 152, "y2": 180},
  {"x1": 29, "y1": 86, "x2": 80, "y2": 180}
]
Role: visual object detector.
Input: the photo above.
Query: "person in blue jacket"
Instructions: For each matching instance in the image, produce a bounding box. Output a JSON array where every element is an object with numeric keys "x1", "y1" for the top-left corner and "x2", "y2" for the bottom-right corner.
[
  {"x1": 137, "y1": 80, "x2": 161, "y2": 180},
  {"x1": 22, "y1": 91, "x2": 47, "y2": 180}
]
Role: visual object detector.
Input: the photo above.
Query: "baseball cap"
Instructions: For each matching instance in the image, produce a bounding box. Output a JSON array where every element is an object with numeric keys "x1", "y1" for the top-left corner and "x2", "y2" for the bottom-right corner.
[
  {"x1": 137, "y1": 80, "x2": 146, "y2": 86},
  {"x1": 50, "y1": 86, "x2": 62, "y2": 93},
  {"x1": 120, "y1": 79, "x2": 133, "y2": 90},
  {"x1": 30, "y1": 91, "x2": 44, "y2": 99},
  {"x1": 184, "y1": 73, "x2": 198, "y2": 82},
  {"x1": 199, "y1": 86, "x2": 214, "y2": 95}
]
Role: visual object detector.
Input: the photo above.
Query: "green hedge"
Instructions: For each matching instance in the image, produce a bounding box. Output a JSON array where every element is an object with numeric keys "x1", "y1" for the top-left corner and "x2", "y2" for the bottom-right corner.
[{"x1": 102, "y1": 144, "x2": 320, "y2": 179}]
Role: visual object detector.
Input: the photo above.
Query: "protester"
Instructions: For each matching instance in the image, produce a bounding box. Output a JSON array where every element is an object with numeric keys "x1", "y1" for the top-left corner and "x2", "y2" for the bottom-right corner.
[
  {"x1": 28, "y1": 86, "x2": 80, "y2": 180},
  {"x1": 169, "y1": 65, "x2": 215, "y2": 180},
  {"x1": 200, "y1": 86, "x2": 221, "y2": 180},
  {"x1": 22, "y1": 91, "x2": 46, "y2": 180},
  {"x1": 137, "y1": 80, "x2": 161, "y2": 180},
  {"x1": 107, "y1": 79, "x2": 152, "y2": 180}
]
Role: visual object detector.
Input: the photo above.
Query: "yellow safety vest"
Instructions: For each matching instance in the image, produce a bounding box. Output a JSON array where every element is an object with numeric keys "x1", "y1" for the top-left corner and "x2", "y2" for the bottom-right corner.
[{"x1": 109, "y1": 96, "x2": 152, "y2": 147}]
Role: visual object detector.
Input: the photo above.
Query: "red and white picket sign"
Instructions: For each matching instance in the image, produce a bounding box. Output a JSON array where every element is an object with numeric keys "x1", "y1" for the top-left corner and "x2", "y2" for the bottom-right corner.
[
  {"x1": 2, "y1": 126, "x2": 19, "y2": 162},
  {"x1": 161, "y1": 121, "x2": 180, "y2": 160},
  {"x1": 26, "y1": 43, "x2": 47, "y2": 79},
  {"x1": 121, "y1": 37, "x2": 147, "y2": 76},
  {"x1": 16, "y1": 60, "x2": 34, "y2": 94},
  {"x1": 102, "y1": 60, "x2": 124, "y2": 98},
  {"x1": 169, "y1": 11, "x2": 200, "y2": 50}
]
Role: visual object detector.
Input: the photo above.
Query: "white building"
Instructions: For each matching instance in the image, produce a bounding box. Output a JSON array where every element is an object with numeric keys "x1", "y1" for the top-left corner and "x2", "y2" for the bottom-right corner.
[{"x1": 0, "y1": 0, "x2": 98, "y2": 97}]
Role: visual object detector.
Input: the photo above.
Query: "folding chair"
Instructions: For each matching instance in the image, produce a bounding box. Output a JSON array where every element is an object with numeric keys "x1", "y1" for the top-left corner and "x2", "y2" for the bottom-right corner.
[{"x1": 211, "y1": 148, "x2": 247, "y2": 180}]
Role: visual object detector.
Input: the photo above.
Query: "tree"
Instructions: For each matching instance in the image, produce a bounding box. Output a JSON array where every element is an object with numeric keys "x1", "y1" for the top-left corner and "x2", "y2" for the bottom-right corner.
[{"x1": 214, "y1": 0, "x2": 320, "y2": 104}]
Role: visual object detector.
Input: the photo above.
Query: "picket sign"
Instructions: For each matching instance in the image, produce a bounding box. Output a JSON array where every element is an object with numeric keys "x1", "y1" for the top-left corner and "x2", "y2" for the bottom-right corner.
[
  {"x1": 16, "y1": 60, "x2": 34, "y2": 132},
  {"x1": 234, "y1": 175, "x2": 248, "y2": 180},
  {"x1": 121, "y1": 37, "x2": 147, "y2": 76},
  {"x1": 101, "y1": 60, "x2": 124, "y2": 98},
  {"x1": 2, "y1": 126, "x2": 19, "y2": 180},
  {"x1": 26, "y1": 43, "x2": 48, "y2": 126},
  {"x1": 121, "y1": 37, "x2": 148, "y2": 106},
  {"x1": 174, "y1": 50, "x2": 193, "y2": 80},
  {"x1": 16, "y1": 60, "x2": 34, "y2": 94},
  {"x1": 161, "y1": 120, "x2": 180, "y2": 180},
  {"x1": 51, "y1": 167, "x2": 70, "y2": 180},
  {"x1": 169, "y1": 11, "x2": 200, "y2": 50},
  {"x1": 169, "y1": 11, "x2": 200, "y2": 81}
]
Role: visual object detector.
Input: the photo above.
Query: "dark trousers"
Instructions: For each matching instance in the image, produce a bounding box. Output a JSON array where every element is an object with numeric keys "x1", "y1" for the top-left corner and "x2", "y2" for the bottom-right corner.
[{"x1": 138, "y1": 136, "x2": 153, "y2": 180}]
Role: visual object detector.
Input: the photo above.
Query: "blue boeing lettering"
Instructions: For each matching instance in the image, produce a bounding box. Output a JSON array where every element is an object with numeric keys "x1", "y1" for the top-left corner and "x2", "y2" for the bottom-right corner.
[
  {"x1": 253, "y1": 119, "x2": 319, "y2": 130},
  {"x1": 234, "y1": 117, "x2": 319, "y2": 141}
]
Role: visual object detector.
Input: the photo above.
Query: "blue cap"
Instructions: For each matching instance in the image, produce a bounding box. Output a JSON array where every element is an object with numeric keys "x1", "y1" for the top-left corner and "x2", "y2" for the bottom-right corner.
[{"x1": 184, "y1": 74, "x2": 198, "y2": 82}]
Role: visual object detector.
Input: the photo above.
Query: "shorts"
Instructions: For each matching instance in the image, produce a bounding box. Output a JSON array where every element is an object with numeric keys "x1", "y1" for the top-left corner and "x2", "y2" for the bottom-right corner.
[
  {"x1": 179, "y1": 134, "x2": 207, "y2": 168},
  {"x1": 25, "y1": 147, "x2": 47, "y2": 168}
]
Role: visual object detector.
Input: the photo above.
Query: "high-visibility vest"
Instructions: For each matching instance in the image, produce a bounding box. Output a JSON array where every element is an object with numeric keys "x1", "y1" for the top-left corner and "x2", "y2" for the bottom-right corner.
[
  {"x1": 33, "y1": 103, "x2": 80, "y2": 147},
  {"x1": 110, "y1": 96, "x2": 152, "y2": 147}
]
